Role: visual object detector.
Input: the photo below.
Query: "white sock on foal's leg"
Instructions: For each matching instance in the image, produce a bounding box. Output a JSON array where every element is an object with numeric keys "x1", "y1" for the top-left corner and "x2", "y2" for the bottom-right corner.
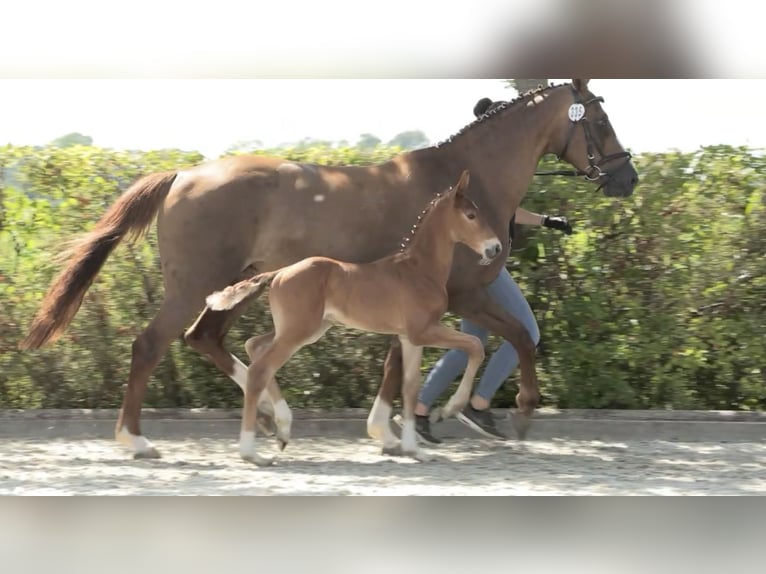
[
  {"x1": 367, "y1": 396, "x2": 400, "y2": 451},
  {"x1": 239, "y1": 430, "x2": 275, "y2": 467},
  {"x1": 116, "y1": 427, "x2": 160, "y2": 459},
  {"x1": 400, "y1": 418, "x2": 418, "y2": 454},
  {"x1": 273, "y1": 399, "x2": 292, "y2": 449},
  {"x1": 230, "y1": 355, "x2": 273, "y2": 410}
]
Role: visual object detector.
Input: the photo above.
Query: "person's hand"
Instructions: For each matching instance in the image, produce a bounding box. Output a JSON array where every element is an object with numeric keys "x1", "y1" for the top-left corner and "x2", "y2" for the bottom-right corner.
[{"x1": 542, "y1": 215, "x2": 573, "y2": 235}]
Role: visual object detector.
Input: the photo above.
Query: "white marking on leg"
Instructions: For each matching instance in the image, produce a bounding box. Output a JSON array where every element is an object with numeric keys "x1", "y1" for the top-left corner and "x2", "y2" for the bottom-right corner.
[
  {"x1": 400, "y1": 339, "x2": 434, "y2": 461},
  {"x1": 239, "y1": 430, "x2": 273, "y2": 467},
  {"x1": 400, "y1": 418, "x2": 418, "y2": 454},
  {"x1": 230, "y1": 356, "x2": 249, "y2": 392},
  {"x1": 367, "y1": 396, "x2": 398, "y2": 449},
  {"x1": 116, "y1": 427, "x2": 158, "y2": 457},
  {"x1": 229, "y1": 354, "x2": 274, "y2": 414},
  {"x1": 273, "y1": 399, "x2": 292, "y2": 445}
]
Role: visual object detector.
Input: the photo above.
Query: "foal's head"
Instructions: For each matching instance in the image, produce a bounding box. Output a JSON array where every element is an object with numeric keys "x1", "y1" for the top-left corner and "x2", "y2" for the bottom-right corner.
[{"x1": 445, "y1": 171, "x2": 502, "y2": 266}]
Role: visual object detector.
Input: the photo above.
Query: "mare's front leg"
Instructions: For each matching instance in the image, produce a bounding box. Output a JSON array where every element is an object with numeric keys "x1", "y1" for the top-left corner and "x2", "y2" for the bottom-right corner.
[{"x1": 449, "y1": 289, "x2": 539, "y2": 440}]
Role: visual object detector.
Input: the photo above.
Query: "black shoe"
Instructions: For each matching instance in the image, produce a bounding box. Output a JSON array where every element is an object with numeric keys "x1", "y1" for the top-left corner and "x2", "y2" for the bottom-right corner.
[
  {"x1": 393, "y1": 414, "x2": 443, "y2": 445},
  {"x1": 457, "y1": 405, "x2": 507, "y2": 440}
]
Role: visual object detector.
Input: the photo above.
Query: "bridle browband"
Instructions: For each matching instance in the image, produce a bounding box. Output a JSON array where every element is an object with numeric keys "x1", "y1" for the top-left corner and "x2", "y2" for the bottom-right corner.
[{"x1": 534, "y1": 85, "x2": 632, "y2": 188}]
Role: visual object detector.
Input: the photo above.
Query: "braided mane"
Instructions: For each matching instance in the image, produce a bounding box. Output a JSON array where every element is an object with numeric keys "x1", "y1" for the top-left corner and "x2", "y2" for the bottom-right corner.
[{"x1": 434, "y1": 82, "x2": 566, "y2": 148}]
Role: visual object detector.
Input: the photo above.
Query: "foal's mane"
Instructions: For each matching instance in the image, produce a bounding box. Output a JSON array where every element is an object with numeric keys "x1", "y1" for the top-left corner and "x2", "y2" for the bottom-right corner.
[
  {"x1": 433, "y1": 82, "x2": 566, "y2": 148},
  {"x1": 397, "y1": 188, "x2": 452, "y2": 253}
]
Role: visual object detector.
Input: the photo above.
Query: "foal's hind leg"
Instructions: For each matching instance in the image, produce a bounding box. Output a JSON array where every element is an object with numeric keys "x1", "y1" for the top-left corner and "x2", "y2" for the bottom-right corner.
[
  {"x1": 116, "y1": 299, "x2": 198, "y2": 458},
  {"x1": 240, "y1": 336, "x2": 308, "y2": 466},
  {"x1": 184, "y1": 303, "x2": 277, "y2": 430},
  {"x1": 245, "y1": 332, "x2": 292, "y2": 450}
]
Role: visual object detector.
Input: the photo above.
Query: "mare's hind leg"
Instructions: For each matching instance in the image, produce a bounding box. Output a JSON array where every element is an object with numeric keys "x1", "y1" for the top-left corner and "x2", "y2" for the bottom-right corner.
[
  {"x1": 245, "y1": 332, "x2": 292, "y2": 450},
  {"x1": 367, "y1": 337, "x2": 404, "y2": 453},
  {"x1": 116, "y1": 298, "x2": 198, "y2": 459},
  {"x1": 184, "y1": 302, "x2": 277, "y2": 431}
]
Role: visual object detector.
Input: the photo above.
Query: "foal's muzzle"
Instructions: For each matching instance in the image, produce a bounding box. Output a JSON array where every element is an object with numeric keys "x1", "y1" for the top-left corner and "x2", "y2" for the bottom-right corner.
[{"x1": 479, "y1": 240, "x2": 503, "y2": 265}]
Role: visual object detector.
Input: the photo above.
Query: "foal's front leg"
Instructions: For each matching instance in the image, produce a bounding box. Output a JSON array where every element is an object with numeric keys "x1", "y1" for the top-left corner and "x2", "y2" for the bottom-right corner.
[
  {"x1": 410, "y1": 323, "x2": 485, "y2": 420},
  {"x1": 397, "y1": 337, "x2": 438, "y2": 462}
]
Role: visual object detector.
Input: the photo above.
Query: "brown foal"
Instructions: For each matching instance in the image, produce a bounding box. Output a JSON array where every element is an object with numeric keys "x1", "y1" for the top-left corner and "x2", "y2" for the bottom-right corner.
[{"x1": 206, "y1": 171, "x2": 501, "y2": 465}]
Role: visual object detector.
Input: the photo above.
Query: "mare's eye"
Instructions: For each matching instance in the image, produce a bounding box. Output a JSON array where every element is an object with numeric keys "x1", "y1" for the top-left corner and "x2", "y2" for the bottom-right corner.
[{"x1": 466, "y1": 212, "x2": 476, "y2": 220}]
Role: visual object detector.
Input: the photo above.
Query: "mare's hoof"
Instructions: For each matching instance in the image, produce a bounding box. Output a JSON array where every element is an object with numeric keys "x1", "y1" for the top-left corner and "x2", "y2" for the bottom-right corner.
[{"x1": 512, "y1": 412, "x2": 533, "y2": 441}]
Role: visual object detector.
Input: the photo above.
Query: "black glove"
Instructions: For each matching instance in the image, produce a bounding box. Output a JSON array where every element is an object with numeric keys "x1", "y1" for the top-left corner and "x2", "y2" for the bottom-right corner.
[{"x1": 542, "y1": 215, "x2": 573, "y2": 235}]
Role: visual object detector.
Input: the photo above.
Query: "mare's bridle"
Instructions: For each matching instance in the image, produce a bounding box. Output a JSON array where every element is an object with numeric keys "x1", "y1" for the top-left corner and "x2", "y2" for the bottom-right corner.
[{"x1": 535, "y1": 86, "x2": 632, "y2": 187}]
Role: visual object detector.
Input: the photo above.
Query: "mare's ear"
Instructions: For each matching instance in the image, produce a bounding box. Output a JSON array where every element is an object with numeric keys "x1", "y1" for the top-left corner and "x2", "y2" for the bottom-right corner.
[{"x1": 572, "y1": 79, "x2": 590, "y2": 94}]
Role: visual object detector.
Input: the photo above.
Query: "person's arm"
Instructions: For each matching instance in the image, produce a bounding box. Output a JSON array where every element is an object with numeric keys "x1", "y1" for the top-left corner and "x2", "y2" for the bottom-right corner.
[{"x1": 515, "y1": 207, "x2": 573, "y2": 235}]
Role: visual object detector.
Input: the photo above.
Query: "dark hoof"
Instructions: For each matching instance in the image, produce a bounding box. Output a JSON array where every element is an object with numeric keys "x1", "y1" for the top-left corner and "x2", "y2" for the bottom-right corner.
[
  {"x1": 278, "y1": 439, "x2": 288, "y2": 451},
  {"x1": 133, "y1": 447, "x2": 161, "y2": 460},
  {"x1": 381, "y1": 444, "x2": 404, "y2": 457},
  {"x1": 512, "y1": 412, "x2": 533, "y2": 441}
]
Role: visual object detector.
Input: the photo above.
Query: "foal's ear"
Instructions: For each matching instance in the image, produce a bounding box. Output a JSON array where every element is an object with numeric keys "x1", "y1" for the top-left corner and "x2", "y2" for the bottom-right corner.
[
  {"x1": 453, "y1": 170, "x2": 470, "y2": 198},
  {"x1": 572, "y1": 79, "x2": 590, "y2": 94}
]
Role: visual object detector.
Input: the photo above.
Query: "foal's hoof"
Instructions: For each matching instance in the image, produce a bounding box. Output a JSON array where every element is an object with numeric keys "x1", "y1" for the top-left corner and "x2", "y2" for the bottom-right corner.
[
  {"x1": 277, "y1": 439, "x2": 288, "y2": 452},
  {"x1": 512, "y1": 412, "x2": 533, "y2": 441},
  {"x1": 429, "y1": 407, "x2": 445, "y2": 424},
  {"x1": 381, "y1": 443, "x2": 404, "y2": 457},
  {"x1": 242, "y1": 453, "x2": 276, "y2": 467},
  {"x1": 404, "y1": 449, "x2": 439, "y2": 463},
  {"x1": 133, "y1": 447, "x2": 161, "y2": 460}
]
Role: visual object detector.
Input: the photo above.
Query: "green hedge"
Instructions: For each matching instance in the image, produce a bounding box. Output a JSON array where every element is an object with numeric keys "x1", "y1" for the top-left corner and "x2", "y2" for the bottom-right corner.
[{"x1": 1, "y1": 144, "x2": 764, "y2": 411}]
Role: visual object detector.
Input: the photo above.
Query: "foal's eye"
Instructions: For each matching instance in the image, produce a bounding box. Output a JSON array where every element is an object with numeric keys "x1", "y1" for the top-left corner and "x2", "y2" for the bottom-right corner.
[{"x1": 466, "y1": 212, "x2": 476, "y2": 220}]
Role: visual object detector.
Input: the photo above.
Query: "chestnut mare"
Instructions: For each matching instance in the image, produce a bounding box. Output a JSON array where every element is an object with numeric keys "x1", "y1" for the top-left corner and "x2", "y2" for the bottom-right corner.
[
  {"x1": 206, "y1": 171, "x2": 501, "y2": 465},
  {"x1": 20, "y1": 79, "x2": 637, "y2": 459}
]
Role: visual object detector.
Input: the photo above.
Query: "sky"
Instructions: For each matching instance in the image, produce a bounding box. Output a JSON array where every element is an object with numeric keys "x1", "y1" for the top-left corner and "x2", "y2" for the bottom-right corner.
[{"x1": 2, "y1": 79, "x2": 765, "y2": 159}]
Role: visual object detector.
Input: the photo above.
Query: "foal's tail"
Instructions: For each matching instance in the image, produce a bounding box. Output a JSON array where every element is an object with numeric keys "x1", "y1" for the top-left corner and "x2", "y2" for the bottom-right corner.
[
  {"x1": 19, "y1": 171, "x2": 178, "y2": 350},
  {"x1": 206, "y1": 271, "x2": 279, "y2": 311}
]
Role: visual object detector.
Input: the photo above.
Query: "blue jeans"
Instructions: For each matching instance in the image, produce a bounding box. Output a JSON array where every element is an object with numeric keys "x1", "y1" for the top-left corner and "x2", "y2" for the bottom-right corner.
[{"x1": 418, "y1": 268, "x2": 540, "y2": 407}]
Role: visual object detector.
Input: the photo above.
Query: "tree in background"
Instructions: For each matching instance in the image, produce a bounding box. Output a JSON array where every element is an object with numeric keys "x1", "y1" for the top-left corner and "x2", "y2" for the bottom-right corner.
[
  {"x1": 225, "y1": 139, "x2": 264, "y2": 154},
  {"x1": 505, "y1": 79, "x2": 550, "y2": 94},
  {"x1": 50, "y1": 132, "x2": 93, "y2": 147},
  {"x1": 356, "y1": 133, "x2": 382, "y2": 149},
  {"x1": 387, "y1": 130, "x2": 429, "y2": 150}
]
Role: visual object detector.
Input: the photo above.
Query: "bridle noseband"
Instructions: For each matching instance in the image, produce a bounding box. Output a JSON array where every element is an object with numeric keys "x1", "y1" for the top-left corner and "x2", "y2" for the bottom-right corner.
[{"x1": 535, "y1": 86, "x2": 632, "y2": 187}]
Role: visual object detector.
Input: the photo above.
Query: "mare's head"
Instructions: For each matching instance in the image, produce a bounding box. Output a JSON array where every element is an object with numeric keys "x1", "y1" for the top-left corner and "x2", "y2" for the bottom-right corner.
[
  {"x1": 551, "y1": 79, "x2": 638, "y2": 197},
  {"x1": 445, "y1": 171, "x2": 502, "y2": 265},
  {"x1": 474, "y1": 79, "x2": 638, "y2": 198}
]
